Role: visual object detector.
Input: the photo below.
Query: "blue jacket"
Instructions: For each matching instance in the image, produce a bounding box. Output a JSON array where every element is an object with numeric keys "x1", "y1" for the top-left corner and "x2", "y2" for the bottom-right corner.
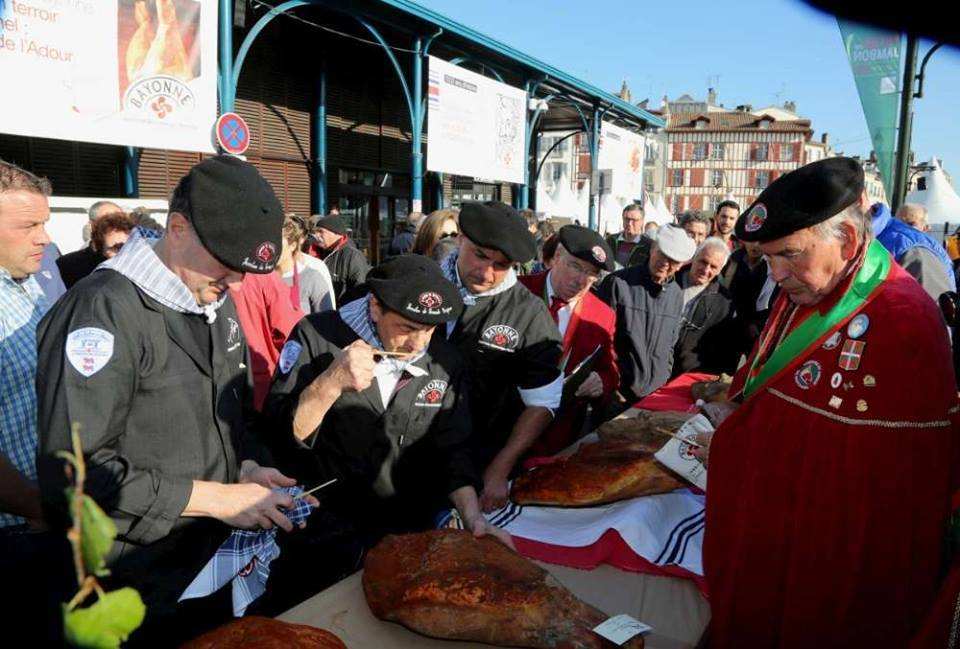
[{"x1": 871, "y1": 203, "x2": 955, "y2": 289}]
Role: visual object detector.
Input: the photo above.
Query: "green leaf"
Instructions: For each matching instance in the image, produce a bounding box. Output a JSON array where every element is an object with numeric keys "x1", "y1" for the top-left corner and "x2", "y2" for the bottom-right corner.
[
  {"x1": 65, "y1": 489, "x2": 117, "y2": 576},
  {"x1": 63, "y1": 588, "x2": 146, "y2": 648}
]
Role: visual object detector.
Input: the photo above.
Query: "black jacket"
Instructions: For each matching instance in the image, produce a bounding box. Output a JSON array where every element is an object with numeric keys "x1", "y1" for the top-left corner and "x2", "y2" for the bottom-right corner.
[
  {"x1": 595, "y1": 263, "x2": 683, "y2": 400},
  {"x1": 36, "y1": 269, "x2": 265, "y2": 618},
  {"x1": 322, "y1": 240, "x2": 369, "y2": 303},
  {"x1": 672, "y1": 269, "x2": 733, "y2": 376},
  {"x1": 264, "y1": 311, "x2": 478, "y2": 529},
  {"x1": 55, "y1": 245, "x2": 105, "y2": 289}
]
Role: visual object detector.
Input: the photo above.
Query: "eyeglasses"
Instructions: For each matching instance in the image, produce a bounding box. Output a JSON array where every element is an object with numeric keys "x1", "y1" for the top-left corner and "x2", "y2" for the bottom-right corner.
[{"x1": 439, "y1": 231, "x2": 459, "y2": 240}]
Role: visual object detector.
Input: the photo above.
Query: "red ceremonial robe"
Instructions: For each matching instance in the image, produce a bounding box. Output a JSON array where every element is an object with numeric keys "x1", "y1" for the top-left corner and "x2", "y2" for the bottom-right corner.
[
  {"x1": 705, "y1": 242, "x2": 960, "y2": 648},
  {"x1": 519, "y1": 271, "x2": 619, "y2": 456}
]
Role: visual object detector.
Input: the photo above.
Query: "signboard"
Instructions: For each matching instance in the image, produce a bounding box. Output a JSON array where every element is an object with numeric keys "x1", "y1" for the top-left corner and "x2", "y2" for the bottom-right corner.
[
  {"x1": 216, "y1": 112, "x2": 250, "y2": 155},
  {"x1": 0, "y1": 0, "x2": 217, "y2": 153},
  {"x1": 426, "y1": 56, "x2": 526, "y2": 184},
  {"x1": 597, "y1": 122, "x2": 645, "y2": 201},
  {"x1": 837, "y1": 20, "x2": 901, "y2": 197}
]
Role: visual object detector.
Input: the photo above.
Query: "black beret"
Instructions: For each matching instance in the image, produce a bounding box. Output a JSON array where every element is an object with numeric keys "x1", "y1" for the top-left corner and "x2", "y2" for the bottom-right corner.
[
  {"x1": 179, "y1": 155, "x2": 283, "y2": 274},
  {"x1": 367, "y1": 254, "x2": 464, "y2": 325},
  {"x1": 558, "y1": 225, "x2": 614, "y2": 272},
  {"x1": 314, "y1": 213, "x2": 347, "y2": 236},
  {"x1": 459, "y1": 201, "x2": 537, "y2": 263},
  {"x1": 736, "y1": 157, "x2": 865, "y2": 243}
]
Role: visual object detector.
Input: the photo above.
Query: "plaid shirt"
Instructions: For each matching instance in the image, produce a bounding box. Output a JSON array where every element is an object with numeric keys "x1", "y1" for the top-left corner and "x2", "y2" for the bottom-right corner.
[{"x1": 0, "y1": 269, "x2": 49, "y2": 527}]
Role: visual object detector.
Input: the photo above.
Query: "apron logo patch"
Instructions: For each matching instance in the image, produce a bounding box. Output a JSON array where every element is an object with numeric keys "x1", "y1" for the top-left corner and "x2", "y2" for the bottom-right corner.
[
  {"x1": 794, "y1": 360, "x2": 822, "y2": 390},
  {"x1": 66, "y1": 327, "x2": 115, "y2": 378},
  {"x1": 479, "y1": 324, "x2": 519, "y2": 352},
  {"x1": 278, "y1": 340, "x2": 302, "y2": 375},
  {"x1": 415, "y1": 379, "x2": 448, "y2": 407}
]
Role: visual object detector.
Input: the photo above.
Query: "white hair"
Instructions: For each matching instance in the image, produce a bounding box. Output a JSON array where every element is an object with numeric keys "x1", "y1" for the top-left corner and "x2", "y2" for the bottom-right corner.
[
  {"x1": 695, "y1": 236, "x2": 730, "y2": 264},
  {"x1": 811, "y1": 202, "x2": 872, "y2": 246}
]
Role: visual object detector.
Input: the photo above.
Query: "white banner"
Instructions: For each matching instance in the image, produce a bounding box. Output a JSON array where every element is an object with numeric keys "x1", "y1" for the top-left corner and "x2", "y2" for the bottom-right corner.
[
  {"x1": 0, "y1": 0, "x2": 217, "y2": 153},
  {"x1": 426, "y1": 55, "x2": 526, "y2": 185},
  {"x1": 597, "y1": 121, "x2": 645, "y2": 201}
]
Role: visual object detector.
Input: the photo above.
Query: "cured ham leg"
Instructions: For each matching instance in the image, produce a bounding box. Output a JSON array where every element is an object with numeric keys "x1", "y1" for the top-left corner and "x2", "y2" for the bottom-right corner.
[
  {"x1": 181, "y1": 616, "x2": 346, "y2": 649},
  {"x1": 139, "y1": 0, "x2": 193, "y2": 81},
  {"x1": 363, "y1": 530, "x2": 643, "y2": 648},
  {"x1": 125, "y1": 1, "x2": 154, "y2": 82}
]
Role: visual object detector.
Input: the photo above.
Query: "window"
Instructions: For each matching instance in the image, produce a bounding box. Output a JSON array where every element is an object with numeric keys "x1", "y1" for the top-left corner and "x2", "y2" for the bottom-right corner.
[
  {"x1": 781, "y1": 144, "x2": 794, "y2": 161},
  {"x1": 551, "y1": 164, "x2": 563, "y2": 182},
  {"x1": 711, "y1": 143, "x2": 725, "y2": 160},
  {"x1": 754, "y1": 143, "x2": 769, "y2": 161},
  {"x1": 671, "y1": 195, "x2": 681, "y2": 214},
  {"x1": 756, "y1": 171, "x2": 770, "y2": 188},
  {"x1": 711, "y1": 170, "x2": 724, "y2": 187},
  {"x1": 671, "y1": 169, "x2": 684, "y2": 186},
  {"x1": 693, "y1": 143, "x2": 708, "y2": 160}
]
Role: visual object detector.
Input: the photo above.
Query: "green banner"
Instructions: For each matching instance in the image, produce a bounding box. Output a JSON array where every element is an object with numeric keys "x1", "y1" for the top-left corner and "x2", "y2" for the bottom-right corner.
[{"x1": 837, "y1": 20, "x2": 902, "y2": 200}]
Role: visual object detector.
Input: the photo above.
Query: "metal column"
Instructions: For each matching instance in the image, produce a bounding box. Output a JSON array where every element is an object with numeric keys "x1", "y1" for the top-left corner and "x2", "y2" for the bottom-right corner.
[
  {"x1": 892, "y1": 33, "x2": 919, "y2": 214},
  {"x1": 411, "y1": 37, "x2": 424, "y2": 212},
  {"x1": 588, "y1": 104, "x2": 601, "y2": 230},
  {"x1": 122, "y1": 147, "x2": 140, "y2": 198},
  {"x1": 312, "y1": 61, "x2": 327, "y2": 214},
  {"x1": 218, "y1": 0, "x2": 235, "y2": 112},
  {"x1": 433, "y1": 173, "x2": 444, "y2": 210}
]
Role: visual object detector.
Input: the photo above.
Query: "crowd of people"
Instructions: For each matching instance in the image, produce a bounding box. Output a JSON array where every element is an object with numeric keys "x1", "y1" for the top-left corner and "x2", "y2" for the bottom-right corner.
[{"x1": 1, "y1": 153, "x2": 959, "y2": 647}]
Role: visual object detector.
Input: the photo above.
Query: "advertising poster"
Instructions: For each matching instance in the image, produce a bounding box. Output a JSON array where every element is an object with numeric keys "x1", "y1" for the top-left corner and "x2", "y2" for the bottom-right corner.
[
  {"x1": 427, "y1": 55, "x2": 526, "y2": 184},
  {"x1": 597, "y1": 121, "x2": 645, "y2": 202},
  {"x1": 0, "y1": 0, "x2": 217, "y2": 152}
]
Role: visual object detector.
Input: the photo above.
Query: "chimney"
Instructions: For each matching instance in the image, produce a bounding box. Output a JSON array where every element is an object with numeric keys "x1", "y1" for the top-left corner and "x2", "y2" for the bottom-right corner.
[
  {"x1": 707, "y1": 87, "x2": 717, "y2": 105},
  {"x1": 821, "y1": 132, "x2": 829, "y2": 144},
  {"x1": 618, "y1": 80, "x2": 632, "y2": 103},
  {"x1": 784, "y1": 100, "x2": 796, "y2": 113},
  {"x1": 735, "y1": 104, "x2": 753, "y2": 113},
  {"x1": 661, "y1": 95, "x2": 670, "y2": 117}
]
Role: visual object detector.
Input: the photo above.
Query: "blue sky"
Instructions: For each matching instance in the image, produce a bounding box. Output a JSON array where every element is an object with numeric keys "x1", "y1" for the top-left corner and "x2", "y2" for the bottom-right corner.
[{"x1": 417, "y1": 0, "x2": 960, "y2": 183}]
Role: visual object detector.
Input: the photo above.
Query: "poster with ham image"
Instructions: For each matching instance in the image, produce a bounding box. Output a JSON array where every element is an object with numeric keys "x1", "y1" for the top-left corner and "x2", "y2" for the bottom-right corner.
[{"x1": 0, "y1": 0, "x2": 217, "y2": 153}]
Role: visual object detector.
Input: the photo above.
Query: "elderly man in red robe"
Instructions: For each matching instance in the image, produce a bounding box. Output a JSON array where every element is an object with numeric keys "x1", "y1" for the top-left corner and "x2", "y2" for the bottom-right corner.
[
  {"x1": 697, "y1": 157, "x2": 959, "y2": 648},
  {"x1": 519, "y1": 225, "x2": 618, "y2": 456}
]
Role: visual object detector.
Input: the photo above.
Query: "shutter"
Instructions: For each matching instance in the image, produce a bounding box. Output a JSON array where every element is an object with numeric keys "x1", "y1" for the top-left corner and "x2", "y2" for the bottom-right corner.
[
  {"x1": 0, "y1": 135, "x2": 122, "y2": 197},
  {"x1": 138, "y1": 149, "x2": 202, "y2": 199},
  {"x1": 749, "y1": 143, "x2": 757, "y2": 162},
  {"x1": 685, "y1": 143, "x2": 694, "y2": 160},
  {"x1": 748, "y1": 170, "x2": 756, "y2": 188},
  {"x1": 692, "y1": 169, "x2": 705, "y2": 187},
  {"x1": 793, "y1": 142, "x2": 802, "y2": 161},
  {"x1": 690, "y1": 195, "x2": 703, "y2": 210},
  {"x1": 771, "y1": 142, "x2": 780, "y2": 161},
  {"x1": 672, "y1": 142, "x2": 682, "y2": 161}
]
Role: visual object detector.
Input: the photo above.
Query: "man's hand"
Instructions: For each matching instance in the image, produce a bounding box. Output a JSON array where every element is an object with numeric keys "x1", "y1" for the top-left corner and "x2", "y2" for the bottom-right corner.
[
  {"x1": 239, "y1": 461, "x2": 319, "y2": 512},
  {"x1": 213, "y1": 482, "x2": 297, "y2": 532},
  {"x1": 326, "y1": 340, "x2": 376, "y2": 393},
  {"x1": 480, "y1": 468, "x2": 510, "y2": 513},
  {"x1": 574, "y1": 371, "x2": 604, "y2": 399},
  {"x1": 466, "y1": 513, "x2": 516, "y2": 551},
  {"x1": 700, "y1": 401, "x2": 738, "y2": 429},
  {"x1": 690, "y1": 429, "x2": 714, "y2": 466}
]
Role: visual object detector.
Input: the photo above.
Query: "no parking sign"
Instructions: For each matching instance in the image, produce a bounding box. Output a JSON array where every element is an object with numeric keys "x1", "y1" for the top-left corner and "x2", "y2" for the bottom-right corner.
[{"x1": 215, "y1": 112, "x2": 250, "y2": 155}]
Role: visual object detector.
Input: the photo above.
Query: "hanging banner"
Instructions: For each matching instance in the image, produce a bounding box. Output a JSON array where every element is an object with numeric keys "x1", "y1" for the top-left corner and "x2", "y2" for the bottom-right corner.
[
  {"x1": 837, "y1": 19, "x2": 901, "y2": 197},
  {"x1": 597, "y1": 121, "x2": 645, "y2": 202},
  {"x1": 426, "y1": 55, "x2": 526, "y2": 184},
  {"x1": 0, "y1": 0, "x2": 217, "y2": 153}
]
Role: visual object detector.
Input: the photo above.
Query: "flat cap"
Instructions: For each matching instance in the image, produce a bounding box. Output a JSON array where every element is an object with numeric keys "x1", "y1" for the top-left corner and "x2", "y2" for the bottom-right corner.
[
  {"x1": 314, "y1": 213, "x2": 348, "y2": 236},
  {"x1": 459, "y1": 201, "x2": 537, "y2": 263},
  {"x1": 736, "y1": 157, "x2": 865, "y2": 243},
  {"x1": 368, "y1": 254, "x2": 464, "y2": 325},
  {"x1": 655, "y1": 224, "x2": 697, "y2": 263},
  {"x1": 558, "y1": 225, "x2": 614, "y2": 272},
  {"x1": 178, "y1": 155, "x2": 283, "y2": 274}
]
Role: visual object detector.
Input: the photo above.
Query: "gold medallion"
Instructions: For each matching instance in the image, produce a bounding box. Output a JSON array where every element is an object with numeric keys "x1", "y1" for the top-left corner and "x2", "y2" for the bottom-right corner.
[
  {"x1": 863, "y1": 375, "x2": 876, "y2": 387},
  {"x1": 856, "y1": 399, "x2": 868, "y2": 412}
]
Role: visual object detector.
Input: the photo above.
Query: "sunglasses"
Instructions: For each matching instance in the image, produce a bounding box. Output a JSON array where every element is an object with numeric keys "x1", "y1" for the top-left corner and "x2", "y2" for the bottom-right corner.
[{"x1": 439, "y1": 231, "x2": 459, "y2": 240}]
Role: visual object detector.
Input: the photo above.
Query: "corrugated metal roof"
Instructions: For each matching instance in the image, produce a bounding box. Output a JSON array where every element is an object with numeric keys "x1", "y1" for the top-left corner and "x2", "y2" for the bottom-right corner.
[{"x1": 374, "y1": 0, "x2": 665, "y2": 129}]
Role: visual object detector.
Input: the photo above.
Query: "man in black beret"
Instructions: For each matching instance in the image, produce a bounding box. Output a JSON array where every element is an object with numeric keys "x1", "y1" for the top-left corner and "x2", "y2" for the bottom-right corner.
[
  {"x1": 264, "y1": 255, "x2": 511, "y2": 566},
  {"x1": 693, "y1": 157, "x2": 959, "y2": 648},
  {"x1": 437, "y1": 201, "x2": 564, "y2": 512},
  {"x1": 305, "y1": 212, "x2": 370, "y2": 303},
  {"x1": 518, "y1": 225, "x2": 619, "y2": 455},
  {"x1": 36, "y1": 155, "x2": 317, "y2": 643}
]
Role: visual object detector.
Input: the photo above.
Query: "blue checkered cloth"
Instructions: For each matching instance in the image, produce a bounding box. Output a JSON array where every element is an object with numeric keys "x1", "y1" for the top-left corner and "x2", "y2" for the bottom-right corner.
[{"x1": 179, "y1": 486, "x2": 315, "y2": 616}]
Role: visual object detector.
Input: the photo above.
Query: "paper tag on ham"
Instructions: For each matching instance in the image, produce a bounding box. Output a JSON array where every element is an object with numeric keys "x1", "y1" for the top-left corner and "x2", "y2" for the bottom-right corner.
[
  {"x1": 593, "y1": 614, "x2": 652, "y2": 644},
  {"x1": 654, "y1": 414, "x2": 711, "y2": 491}
]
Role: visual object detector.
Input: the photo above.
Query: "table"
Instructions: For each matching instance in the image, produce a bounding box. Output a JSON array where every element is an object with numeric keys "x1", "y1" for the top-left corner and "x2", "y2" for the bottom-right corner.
[{"x1": 280, "y1": 561, "x2": 709, "y2": 648}]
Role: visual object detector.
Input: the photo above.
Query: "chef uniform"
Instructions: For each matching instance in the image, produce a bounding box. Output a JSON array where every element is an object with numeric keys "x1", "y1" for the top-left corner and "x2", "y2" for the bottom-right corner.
[
  {"x1": 704, "y1": 157, "x2": 960, "y2": 648},
  {"x1": 437, "y1": 202, "x2": 564, "y2": 474},
  {"x1": 264, "y1": 255, "x2": 476, "y2": 539},
  {"x1": 518, "y1": 226, "x2": 619, "y2": 456},
  {"x1": 36, "y1": 156, "x2": 284, "y2": 636}
]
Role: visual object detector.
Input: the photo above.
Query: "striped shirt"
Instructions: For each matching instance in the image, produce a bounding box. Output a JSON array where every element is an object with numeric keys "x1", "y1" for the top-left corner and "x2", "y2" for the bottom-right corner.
[{"x1": 0, "y1": 268, "x2": 49, "y2": 527}]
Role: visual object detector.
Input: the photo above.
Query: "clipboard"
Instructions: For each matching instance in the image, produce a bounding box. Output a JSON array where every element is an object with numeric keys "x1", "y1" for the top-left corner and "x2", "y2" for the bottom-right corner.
[{"x1": 561, "y1": 344, "x2": 602, "y2": 404}]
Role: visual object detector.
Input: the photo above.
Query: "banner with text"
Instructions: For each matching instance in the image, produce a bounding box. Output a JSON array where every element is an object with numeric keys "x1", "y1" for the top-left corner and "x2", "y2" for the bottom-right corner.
[
  {"x1": 837, "y1": 19, "x2": 901, "y2": 197},
  {"x1": 427, "y1": 55, "x2": 526, "y2": 184},
  {"x1": 0, "y1": 0, "x2": 217, "y2": 152},
  {"x1": 597, "y1": 121, "x2": 645, "y2": 202}
]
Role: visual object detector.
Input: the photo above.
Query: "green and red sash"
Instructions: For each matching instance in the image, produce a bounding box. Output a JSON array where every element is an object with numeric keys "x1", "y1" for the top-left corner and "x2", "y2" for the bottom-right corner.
[{"x1": 740, "y1": 239, "x2": 892, "y2": 400}]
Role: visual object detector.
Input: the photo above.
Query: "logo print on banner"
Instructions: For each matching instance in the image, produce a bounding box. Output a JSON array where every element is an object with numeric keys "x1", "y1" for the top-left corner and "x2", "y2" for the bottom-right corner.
[
  {"x1": 677, "y1": 435, "x2": 699, "y2": 461},
  {"x1": 66, "y1": 327, "x2": 115, "y2": 378},
  {"x1": 480, "y1": 324, "x2": 520, "y2": 352},
  {"x1": 415, "y1": 379, "x2": 448, "y2": 407},
  {"x1": 124, "y1": 75, "x2": 197, "y2": 120},
  {"x1": 744, "y1": 203, "x2": 768, "y2": 233},
  {"x1": 794, "y1": 360, "x2": 822, "y2": 390},
  {"x1": 838, "y1": 339, "x2": 865, "y2": 371}
]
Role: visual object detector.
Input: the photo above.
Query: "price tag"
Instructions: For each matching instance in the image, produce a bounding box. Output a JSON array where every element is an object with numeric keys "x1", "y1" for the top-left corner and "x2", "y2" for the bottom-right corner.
[{"x1": 592, "y1": 614, "x2": 652, "y2": 645}]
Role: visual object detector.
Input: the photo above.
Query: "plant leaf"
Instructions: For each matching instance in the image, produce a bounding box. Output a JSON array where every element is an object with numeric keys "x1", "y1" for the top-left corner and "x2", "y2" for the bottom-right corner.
[
  {"x1": 65, "y1": 489, "x2": 117, "y2": 576},
  {"x1": 63, "y1": 588, "x2": 146, "y2": 648}
]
